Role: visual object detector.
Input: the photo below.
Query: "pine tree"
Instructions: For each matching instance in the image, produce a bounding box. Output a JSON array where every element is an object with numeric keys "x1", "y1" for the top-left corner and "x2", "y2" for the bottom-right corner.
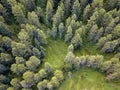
[
  {"x1": 65, "y1": 25, "x2": 73, "y2": 42},
  {"x1": 71, "y1": 33, "x2": 83, "y2": 49},
  {"x1": 46, "y1": 0, "x2": 53, "y2": 25},
  {"x1": 12, "y1": 4, "x2": 26, "y2": 24},
  {"x1": 58, "y1": 23, "x2": 65, "y2": 39},
  {"x1": 72, "y1": 0, "x2": 81, "y2": 19},
  {"x1": 27, "y1": 11, "x2": 40, "y2": 27}
]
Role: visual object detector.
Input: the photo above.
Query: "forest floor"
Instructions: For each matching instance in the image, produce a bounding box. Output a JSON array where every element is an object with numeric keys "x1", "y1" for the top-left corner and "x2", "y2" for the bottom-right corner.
[{"x1": 43, "y1": 38, "x2": 120, "y2": 90}]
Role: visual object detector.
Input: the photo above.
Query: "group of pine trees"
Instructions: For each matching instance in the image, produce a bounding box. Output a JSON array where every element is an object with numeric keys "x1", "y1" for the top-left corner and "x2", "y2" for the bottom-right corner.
[
  {"x1": 0, "y1": 0, "x2": 119, "y2": 90},
  {"x1": 64, "y1": 45, "x2": 120, "y2": 81}
]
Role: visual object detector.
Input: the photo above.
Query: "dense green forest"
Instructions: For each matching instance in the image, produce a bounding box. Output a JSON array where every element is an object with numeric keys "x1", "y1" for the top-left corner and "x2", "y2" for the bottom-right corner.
[{"x1": 0, "y1": 0, "x2": 120, "y2": 90}]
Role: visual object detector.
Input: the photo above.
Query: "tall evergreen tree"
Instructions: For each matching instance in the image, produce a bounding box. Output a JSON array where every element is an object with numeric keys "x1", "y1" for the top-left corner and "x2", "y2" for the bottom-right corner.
[
  {"x1": 72, "y1": 0, "x2": 81, "y2": 19},
  {"x1": 46, "y1": 0, "x2": 53, "y2": 25}
]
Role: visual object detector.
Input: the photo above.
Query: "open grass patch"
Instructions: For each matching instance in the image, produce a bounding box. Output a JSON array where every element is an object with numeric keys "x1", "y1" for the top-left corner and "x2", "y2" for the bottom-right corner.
[
  {"x1": 43, "y1": 38, "x2": 68, "y2": 69},
  {"x1": 59, "y1": 67, "x2": 120, "y2": 90}
]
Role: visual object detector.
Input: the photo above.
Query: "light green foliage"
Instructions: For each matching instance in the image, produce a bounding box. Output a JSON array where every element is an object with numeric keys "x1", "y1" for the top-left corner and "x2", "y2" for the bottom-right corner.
[
  {"x1": 83, "y1": 5, "x2": 92, "y2": 23},
  {"x1": 21, "y1": 71, "x2": 35, "y2": 88},
  {"x1": 11, "y1": 63, "x2": 26, "y2": 75},
  {"x1": 11, "y1": 41, "x2": 30, "y2": 57},
  {"x1": 68, "y1": 44, "x2": 74, "y2": 52},
  {"x1": 65, "y1": 25, "x2": 73, "y2": 42},
  {"x1": 18, "y1": 29, "x2": 31, "y2": 46},
  {"x1": 64, "y1": 52, "x2": 75, "y2": 70},
  {"x1": 27, "y1": 11, "x2": 40, "y2": 27},
  {"x1": 58, "y1": 23, "x2": 65, "y2": 39},
  {"x1": 96, "y1": 34, "x2": 112, "y2": 49},
  {"x1": 66, "y1": 14, "x2": 81, "y2": 31},
  {"x1": 45, "y1": 62, "x2": 53, "y2": 76},
  {"x1": 72, "y1": 0, "x2": 81, "y2": 19},
  {"x1": 101, "y1": 39, "x2": 119, "y2": 53},
  {"x1": 49, "y1": 76, "x2": 60, "y2": 88},
  {"x1": 113, "y1": 24, "x2": 120, "y2": 38},
  {"x1": 7, "y1": 87, "x2": 15, "y2": 90},
  {"x1": 92, "y1": 0, "x2": 103, "y2": 8},
  {"x1": 37, "y1": 79, "x2": 48, "y2": 90},
  {"x1": 103, "y1": 12, "x2": 113, "y2": 27},
  {"x1": 15, "y1": 57, "x2": 26, "y2": 64},
  {"x1": 72, "y1": 57, "x2": 80, "y2": 70},
  {"x1": 26, "y1": 56, "x2": 40, "y2": 71},
  {"x1": 54, "y1": 70, "x2": 64, "y2": 82},
  {"x1": 34, "y1": 69, "x2": 47, "y2": 83},
  {"x1": 34, "y1": 29, "x2": 47, "y2": 46},
  {"x1": 7, "y1": 0, "x2": 17, "y2": 6},
  {"x1": 0, "y1": 4, "x2": 6, "y2": 15},
  {"x1": 101, "y1": 61, "x2": 112, "y2": 72},
  {"x1": 1, "y1": 36, "x2": 12, "y2": 49},
  {"x1": 0, "y1": 53, "x2": 13, "y2": 64},
  {"x1": 10, "y1": 78, "x2": 21, "y2": 89},
  {"x1": 46, "y1": 0, "x2": 53, "y2": 25},
  {"x1": 71, "y1": 33, "x2": 83, "y2": 49},
  {"x1": 12, "y1": 4, "x2": 26, "y2": 24},
  {"x1": 88, "y1": 24, "x2": 98, "y2": 41},
  {"x1": 94, "y1": 27, "x2": 104, "y2": 43},
  {"x1": 52, "y1": 2, "x2": 64, "y2": 27},
  {"x1": 0, "y1": 16, "x2": 5, "y2": 23}
]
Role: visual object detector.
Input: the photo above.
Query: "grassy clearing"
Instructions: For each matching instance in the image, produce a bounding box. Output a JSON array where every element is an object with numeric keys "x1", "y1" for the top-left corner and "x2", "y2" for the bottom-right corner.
[
  {"x1": 43, "y1": 38, "x2": 68, "y2": 69},
  {"x1": 59, "y1": 67, "x2": 120, "y2": 90},
  {"x1": 42, "y1": 39, "x2": 119, "y2": 90}
]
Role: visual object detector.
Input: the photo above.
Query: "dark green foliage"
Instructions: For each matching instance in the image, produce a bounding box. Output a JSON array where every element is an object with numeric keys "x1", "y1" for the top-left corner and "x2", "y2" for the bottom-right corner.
[
  {"x1": 19, "y1": 0, "x2": 35, "y2": 12},
  {"x1": 0, "y1": 21, "x2": 11, "y2": 37},
  {"x1": 0, "y1": 64, "x2": 8, "y2": 74},
  {"x1": 35, "y1": 6, "x2": 45, "y2": 23}
]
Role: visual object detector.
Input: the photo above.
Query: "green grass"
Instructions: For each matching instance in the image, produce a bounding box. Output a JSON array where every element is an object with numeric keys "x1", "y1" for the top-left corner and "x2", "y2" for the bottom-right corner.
[
  {"x1": 74, "y1": 42, "x2": 115, "y2": 60},
  {"x1": 42, "y1": 39, "x2": 119, "y2": 90},
  {"x1": 43, "y1": 38, "x2": 68, "y2": 69},
  {"x1": 59, "y1": 67, "x2": 120, "y2": 90}
]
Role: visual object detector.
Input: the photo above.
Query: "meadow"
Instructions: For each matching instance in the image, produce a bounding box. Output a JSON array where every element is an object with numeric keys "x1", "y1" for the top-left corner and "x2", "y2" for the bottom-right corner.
[{"x1": 44, "y1": 39, "x2": 120, "y2": 90}]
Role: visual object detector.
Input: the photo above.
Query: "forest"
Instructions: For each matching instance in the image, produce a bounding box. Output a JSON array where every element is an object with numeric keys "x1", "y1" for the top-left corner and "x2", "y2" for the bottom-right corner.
[{"x1": 0, "y1": 0, "x2": 120, "y2": 90}]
